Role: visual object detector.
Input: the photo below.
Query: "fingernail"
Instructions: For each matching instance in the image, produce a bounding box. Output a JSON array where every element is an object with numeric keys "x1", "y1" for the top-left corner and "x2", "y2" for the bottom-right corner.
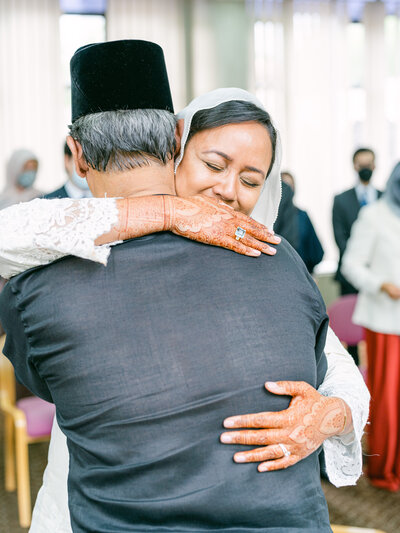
[
  {"x1": 264, "y1": 246, "x2": 276, "y2": 255},
  {"x1": 220, "y1": 433, "x2": 232, "y2": 443},
  {"x1": 258, "y1": 464, "x2": 269, "y2": 472},
  {"x1": 265, "y1": 381, "x2": 283, "y2": 393},
  {"x1": 234, "y1": 453, "x2": 246, "y2": 463},
  {"x1": 247, "y1": 250, "x2": 261, "y2": 257},
  {"x1": 223, "y1": 418, "x2": 235, "y2": 428},
  {"x1": 272, "y1": 236, "x2": 281, "y2": 243}
]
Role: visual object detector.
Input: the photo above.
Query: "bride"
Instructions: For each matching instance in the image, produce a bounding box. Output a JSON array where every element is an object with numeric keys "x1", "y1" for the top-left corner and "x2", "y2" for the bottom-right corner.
[{"x1": 0, "y1": 88, "x2": 369, "y2": 531}]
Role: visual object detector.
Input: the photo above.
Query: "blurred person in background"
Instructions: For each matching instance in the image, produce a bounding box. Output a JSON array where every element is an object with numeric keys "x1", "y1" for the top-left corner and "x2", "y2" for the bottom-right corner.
[
  {"x1": 342, "y1": 162, "x2": 400, "y2": 491},
  {"x1": 273, "y1": 179, "x2": 298, "y2": 250},
  {"x1": 44, "y1": 142, "x2": 92, "y2": 199},
  {"x1": 332, "y1": 147, "x2": 382, "y2": 365},
  {"x1": 0, "y1": 148, "x2": 42, "y2": 209},
  {"x1": 333, "y1": 148, "x2": 381, "y2": 295},
  {"x1": 281, "y1": 171, "x2": 324, "y2": 274}
]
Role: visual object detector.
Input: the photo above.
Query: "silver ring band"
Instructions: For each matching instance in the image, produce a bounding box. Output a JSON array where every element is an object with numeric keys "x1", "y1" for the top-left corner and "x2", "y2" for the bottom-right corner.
[{"x1": 278, "y1": 443, "x2": 291, "y2": 457}]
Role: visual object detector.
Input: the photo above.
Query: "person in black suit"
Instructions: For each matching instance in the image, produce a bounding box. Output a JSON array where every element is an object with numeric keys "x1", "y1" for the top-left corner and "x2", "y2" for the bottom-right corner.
[
  {"x1": 44, "y1": 142, "x2": 92, "y2": 199},
  {"x1": 273, "y1": 180, "x2": 299, "y2": 250},
  {"x1": 281, "y1": 171, "x2": 324, "y2": 274},
  {"x1": 332, "y1": 147, "x2": 382, "y2": 364}
]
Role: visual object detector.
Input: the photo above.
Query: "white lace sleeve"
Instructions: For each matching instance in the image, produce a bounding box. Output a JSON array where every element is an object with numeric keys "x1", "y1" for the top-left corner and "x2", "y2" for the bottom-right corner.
[
  {"x1": 318, "y1": 326, "x2": 370, "y2": 487},
  {"x1": 0, "y1": 198, "x2": 119, "y2": 279}
]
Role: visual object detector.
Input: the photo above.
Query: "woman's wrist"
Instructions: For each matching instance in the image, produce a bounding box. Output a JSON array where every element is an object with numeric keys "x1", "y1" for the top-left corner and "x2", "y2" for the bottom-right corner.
[
  {"x1": 95, "y1": 197, "x2": 167, "y2": 245},
  {"x1": 334, "y1": 397, "x2": 353, "y2": 436}
]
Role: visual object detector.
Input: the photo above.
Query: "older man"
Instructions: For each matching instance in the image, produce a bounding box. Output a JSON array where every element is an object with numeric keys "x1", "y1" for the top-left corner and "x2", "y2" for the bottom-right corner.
[{"x1": 0, "y1": 41, "x2": 332, "y2": 532}]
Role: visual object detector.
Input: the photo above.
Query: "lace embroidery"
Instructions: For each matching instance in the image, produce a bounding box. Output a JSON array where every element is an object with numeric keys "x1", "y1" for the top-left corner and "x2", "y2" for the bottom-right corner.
[
  {"x1": 0, "y1": 198, "x2": 119, "y2": 279},
  {"x1": 320, "y1": 329, "x2": 370, "y2": 487}
]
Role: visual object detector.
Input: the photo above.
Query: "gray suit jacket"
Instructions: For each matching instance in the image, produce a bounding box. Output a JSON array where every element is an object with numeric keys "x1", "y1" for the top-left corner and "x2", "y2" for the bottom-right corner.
[{"x1": 0, "y1": 233, "x2": 330, "y2": 532}]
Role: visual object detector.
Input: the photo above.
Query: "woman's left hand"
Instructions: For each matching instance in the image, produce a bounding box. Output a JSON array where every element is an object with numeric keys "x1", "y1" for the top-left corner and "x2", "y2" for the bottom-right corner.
[{"x1": 220, "y1": 381, "x2": 352, "y2": 472}]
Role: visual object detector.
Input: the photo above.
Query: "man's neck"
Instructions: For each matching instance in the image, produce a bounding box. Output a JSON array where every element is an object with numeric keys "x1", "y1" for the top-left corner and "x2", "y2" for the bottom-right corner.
[{"x1": 88, "y1": 161, "x2": 175, "y2": 198}]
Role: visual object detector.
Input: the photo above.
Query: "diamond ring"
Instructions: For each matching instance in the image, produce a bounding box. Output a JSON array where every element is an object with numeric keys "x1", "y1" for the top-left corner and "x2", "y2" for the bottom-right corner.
[
  {"x1": 235, "y1": 227, "x2": 246, "y2": 241},
  {"x1": 278, "y1": 443, "x2": 291, "y2": 457}
]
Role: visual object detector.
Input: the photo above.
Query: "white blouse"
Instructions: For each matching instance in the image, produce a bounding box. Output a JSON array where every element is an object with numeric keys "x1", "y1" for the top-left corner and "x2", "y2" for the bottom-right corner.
[
  {"x1": 0, "y1": 198, "x2": 370, "y2": 532},
  {"x1": 342, "y1": 199, "x2": 400, "y2": 335}
]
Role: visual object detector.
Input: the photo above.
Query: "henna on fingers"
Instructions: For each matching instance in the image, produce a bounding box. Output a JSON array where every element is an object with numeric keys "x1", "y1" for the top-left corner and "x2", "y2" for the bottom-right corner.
[
  {"x1": 96, "y1": 195, "x2": 281, "y2": 257},
  {"x1": 220, "y1": 380, "x2": 353, "y2": 472}
]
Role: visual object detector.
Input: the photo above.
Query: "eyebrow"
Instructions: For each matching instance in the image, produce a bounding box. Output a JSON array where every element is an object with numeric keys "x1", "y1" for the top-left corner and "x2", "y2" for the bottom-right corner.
[
  {"x1": 202, "y1": 150, "x2": 265, "y2": 177},
  {"x1": 203, "y1": 150, "x2": 232, "y2": 161}
]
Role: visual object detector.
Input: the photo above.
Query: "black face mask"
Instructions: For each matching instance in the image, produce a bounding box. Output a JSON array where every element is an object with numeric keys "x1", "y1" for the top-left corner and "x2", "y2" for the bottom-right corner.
[{"x1": 358, "y1": 168, "x2": 373, "y2": 183}]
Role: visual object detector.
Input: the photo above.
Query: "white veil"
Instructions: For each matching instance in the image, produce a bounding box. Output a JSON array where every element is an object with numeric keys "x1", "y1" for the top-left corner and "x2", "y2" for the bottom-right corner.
[
  {"x1": 175, "y1": 88, "x2": 282, "y2": 229},
  {"x1": 0, "y1": 149, "x2": 40, "y2": 209}
]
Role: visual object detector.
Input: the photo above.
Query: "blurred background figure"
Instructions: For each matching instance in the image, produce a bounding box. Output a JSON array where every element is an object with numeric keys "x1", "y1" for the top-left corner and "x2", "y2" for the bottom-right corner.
[
  {"x1": 273, "y1": 180, "x2": 298, "y2": 250},
  {"x1": 342, "y1": 162, "x2": 400, "y2": 492},
  {"x1": 44, "y1": 142, "x2": 92, "y2": 199},
  {"x1": 332, "y1": 148, "x2": 382, "y2": 365},
  {"x1": 0, "y1": 149, "x2": 42, "y2": 209},
  {"x1": 332, "y1": 148, "x2": 381, "y2": 295},
  {"x1": 281, "y1": 171, "x2": 324, "y2": 274}
]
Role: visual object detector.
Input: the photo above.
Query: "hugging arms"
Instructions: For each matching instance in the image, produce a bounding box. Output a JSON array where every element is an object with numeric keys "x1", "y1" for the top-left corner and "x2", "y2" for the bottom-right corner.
[{"x1": 0, "y1": 183, "x2": 368, "y2": 483}]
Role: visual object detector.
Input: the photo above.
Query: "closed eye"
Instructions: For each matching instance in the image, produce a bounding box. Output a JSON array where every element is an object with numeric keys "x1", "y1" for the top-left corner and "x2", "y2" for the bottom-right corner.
[
  {"x1": 240, "y1": 177, "x2": 262, "y2": 188},
  {"x1": 205, "y1": 162, "x2": 223, "y2": 171}
]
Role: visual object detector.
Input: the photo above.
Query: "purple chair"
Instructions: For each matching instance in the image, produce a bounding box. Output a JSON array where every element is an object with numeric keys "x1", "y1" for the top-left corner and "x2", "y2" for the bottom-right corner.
[{"x1": 327, "y1": 294, "x2": 365, "y2": 347}]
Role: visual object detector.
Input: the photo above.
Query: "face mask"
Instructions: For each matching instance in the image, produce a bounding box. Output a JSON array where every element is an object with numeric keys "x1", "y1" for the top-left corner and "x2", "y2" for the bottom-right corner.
[
  {"x1": 358, "y1": 168, "x2": 373, "y2": 183},
  {"x1": 70, "y1": 168, "x2": 90, "y2": 191},
  {"x1": 17, "y1": 170, "x2": 37, "y2": 189}
]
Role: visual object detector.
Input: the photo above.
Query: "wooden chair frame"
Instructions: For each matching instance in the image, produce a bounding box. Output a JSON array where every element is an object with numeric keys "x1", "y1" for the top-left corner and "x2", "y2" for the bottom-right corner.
[{"x1": 0, "y1": 335, "x2": 51, "y2": 528}]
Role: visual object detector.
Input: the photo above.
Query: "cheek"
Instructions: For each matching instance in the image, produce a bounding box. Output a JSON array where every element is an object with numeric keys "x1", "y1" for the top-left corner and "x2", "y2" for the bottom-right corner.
[
  {"x1": 237, "y1": 187, "x2": 263, "y2": 215},
  {"x1": 175, "y1": 161, "x2": 210, "y2": 197},
  {"x1": 175, "y1": 165, "x2": 195, "y2": 197}
]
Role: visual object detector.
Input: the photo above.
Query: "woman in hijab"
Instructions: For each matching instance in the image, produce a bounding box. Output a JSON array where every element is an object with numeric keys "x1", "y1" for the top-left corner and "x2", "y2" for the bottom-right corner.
[
  {"x1": 0, "y1": 149, "x2": 41, "y2": 209},
  {"x1": 342, "y1": 162, "x2": 400, "y2": 491},
  {"x1": 0, "y1": 89, "x2": 369, "y2": 530}
]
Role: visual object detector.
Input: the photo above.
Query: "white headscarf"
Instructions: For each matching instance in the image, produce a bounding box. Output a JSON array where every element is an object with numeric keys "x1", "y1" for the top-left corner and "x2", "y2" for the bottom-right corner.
[
  {"x1": 0, "y1": 149, "x2": 40, "y2": 209},
  {"x1": 176, "y1": 88, "x2": 282, "y2": 229}
]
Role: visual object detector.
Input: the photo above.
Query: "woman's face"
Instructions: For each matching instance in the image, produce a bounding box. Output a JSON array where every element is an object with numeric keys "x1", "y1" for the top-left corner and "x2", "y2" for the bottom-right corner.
[
  {"x1": 175, "y1": 121, "x2": 273, "y2": 215},
  {"x1": 22, "y1": 159, "x2": 39, "y2": 172}
]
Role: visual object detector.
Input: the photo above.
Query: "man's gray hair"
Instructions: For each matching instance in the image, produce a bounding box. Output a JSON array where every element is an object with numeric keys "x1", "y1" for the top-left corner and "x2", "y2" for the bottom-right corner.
[{"x1": 69, "y1": 109, "x2": 176, "y2": 172}]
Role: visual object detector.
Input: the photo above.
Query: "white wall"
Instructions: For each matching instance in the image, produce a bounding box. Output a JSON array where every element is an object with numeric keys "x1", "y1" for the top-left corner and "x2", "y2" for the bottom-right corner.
[{"x1": 0, "y1": 0, "x2": 65, "y2": 193}]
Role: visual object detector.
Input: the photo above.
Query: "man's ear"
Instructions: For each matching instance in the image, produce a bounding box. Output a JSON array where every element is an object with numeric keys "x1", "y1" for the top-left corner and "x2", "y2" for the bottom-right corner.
[
  {"x1": 174, "y1": 119, "x2": 184, "y2": 157},
  {"x1": 66, "y1": 136, "x2": 89, "y2": 177}
]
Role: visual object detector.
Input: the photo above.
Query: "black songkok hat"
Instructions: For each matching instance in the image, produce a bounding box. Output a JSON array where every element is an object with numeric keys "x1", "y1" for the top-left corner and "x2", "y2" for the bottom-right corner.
[{"x1": 70, "y1": 40, "x2": 174, "y2": 122}]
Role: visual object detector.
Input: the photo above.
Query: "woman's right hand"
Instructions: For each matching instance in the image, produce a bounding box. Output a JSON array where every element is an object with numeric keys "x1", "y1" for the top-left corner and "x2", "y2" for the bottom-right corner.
[
  {"x1": 164, "y1": 195, "x2": 280, "y2": 257},
  {"x1": 381, "y1": 282, "x2": 400, "y2": 300},
  {"x1": 108, "y1": 195, "x2": 280, "y2": 257}
]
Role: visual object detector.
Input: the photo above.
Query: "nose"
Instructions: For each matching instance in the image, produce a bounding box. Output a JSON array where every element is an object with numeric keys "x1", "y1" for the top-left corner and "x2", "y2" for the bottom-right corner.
[{"x1": 211, "y1": 172, "x2": 236, "y2": 203}]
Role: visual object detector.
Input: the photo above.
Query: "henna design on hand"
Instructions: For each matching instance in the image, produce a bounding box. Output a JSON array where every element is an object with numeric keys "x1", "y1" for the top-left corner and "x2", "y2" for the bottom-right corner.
[
  {"x1": 98, "y1": 195, "x2": 281, "y2": 257},
  {"x1": 165, "y1": 195, "x2": 280, "y2": 256},
  {"x1": 220, "y1": 381, "x2": 352, "y2": 472}
]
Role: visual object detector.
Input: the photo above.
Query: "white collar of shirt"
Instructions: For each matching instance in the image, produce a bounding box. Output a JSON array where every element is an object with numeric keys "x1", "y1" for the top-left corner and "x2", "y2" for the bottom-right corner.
[
  {"x1": 64, "y1": 179, "x2": 92, "y2": 199},
  {"x1": 355, "y1": 183, "x2": 377, "y2": 205}
]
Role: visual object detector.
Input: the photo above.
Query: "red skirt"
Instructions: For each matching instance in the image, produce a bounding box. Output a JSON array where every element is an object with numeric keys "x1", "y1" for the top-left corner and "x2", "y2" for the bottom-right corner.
[{"x1": 365, "y1": 328, "x2": 400, "y2": 491}]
